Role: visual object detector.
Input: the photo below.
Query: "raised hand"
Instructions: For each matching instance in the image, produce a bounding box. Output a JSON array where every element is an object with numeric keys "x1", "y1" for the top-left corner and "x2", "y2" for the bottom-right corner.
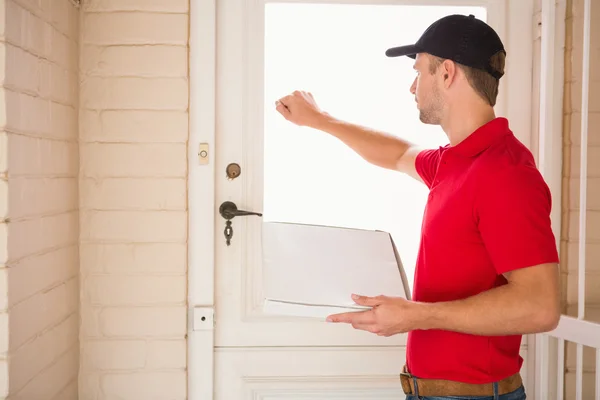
[{"x1": 275, "y1": 90, "x2": 327, "y2": 128}]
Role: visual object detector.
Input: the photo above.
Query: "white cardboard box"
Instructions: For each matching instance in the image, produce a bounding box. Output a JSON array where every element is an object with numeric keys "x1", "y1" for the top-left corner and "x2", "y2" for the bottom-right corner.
[{"x1": 262, "y1": 221, "x2": 412, "y2": 319}]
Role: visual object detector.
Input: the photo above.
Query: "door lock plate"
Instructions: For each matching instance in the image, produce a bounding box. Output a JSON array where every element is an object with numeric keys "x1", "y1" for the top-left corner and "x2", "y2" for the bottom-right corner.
[{"x1": 192, "y1": 307, "x2": 214, "y2": 331}]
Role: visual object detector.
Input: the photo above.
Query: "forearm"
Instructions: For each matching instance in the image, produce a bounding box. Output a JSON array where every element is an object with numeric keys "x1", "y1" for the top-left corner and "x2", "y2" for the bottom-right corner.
[
  {"x1": 312, "y1": 114, "x2": 414, "y2": 170},
  {"x1": 417, "y1": 283, "x2": 560, "y2": 336}
]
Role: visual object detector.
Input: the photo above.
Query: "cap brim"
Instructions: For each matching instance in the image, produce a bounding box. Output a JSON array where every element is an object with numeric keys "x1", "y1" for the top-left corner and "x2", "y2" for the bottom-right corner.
[{"x1": 385, "y1": 44, "x2": 420, "y2": 58}]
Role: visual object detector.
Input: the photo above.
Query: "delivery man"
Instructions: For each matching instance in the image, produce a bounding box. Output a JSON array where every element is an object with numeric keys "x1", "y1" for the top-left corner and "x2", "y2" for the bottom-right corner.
[{"x1": 274, "y1": 13, "x2": 560, "y2": 400}]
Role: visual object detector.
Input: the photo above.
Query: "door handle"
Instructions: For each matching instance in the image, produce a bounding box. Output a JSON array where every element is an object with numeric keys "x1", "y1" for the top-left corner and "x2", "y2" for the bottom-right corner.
[
  {"x1": 219, "y1": 201, "x2": 263, "y2": 219},
  {"x1": 218, "y1": 201, "x2": 262, "y2": 246}
]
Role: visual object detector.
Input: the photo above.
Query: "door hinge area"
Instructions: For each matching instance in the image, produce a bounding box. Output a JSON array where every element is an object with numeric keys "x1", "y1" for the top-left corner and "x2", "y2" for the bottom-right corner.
[{"x1": 190, "y1": 307, "x2": 215, "y2": 331}]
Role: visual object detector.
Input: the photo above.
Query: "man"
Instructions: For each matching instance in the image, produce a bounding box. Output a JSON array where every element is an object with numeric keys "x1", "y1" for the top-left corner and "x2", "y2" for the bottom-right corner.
[{"x1": 275, "y1": 14, "x2": 560, "y2": 400}]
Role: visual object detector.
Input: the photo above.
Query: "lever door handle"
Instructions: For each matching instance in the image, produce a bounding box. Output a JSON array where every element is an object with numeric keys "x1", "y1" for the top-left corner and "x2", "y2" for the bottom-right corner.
[
  {"x1": 219, "y1": 201, "x2": 262, "y2": 220},
  {"x1": 218, "y1": 201, "x2": 262, "y2": 246}
]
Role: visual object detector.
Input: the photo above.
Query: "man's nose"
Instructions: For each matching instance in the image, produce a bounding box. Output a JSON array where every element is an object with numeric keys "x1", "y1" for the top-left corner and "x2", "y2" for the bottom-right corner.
[{"x1": 409, "y1": 78, "x2": 416, "y2": 94}]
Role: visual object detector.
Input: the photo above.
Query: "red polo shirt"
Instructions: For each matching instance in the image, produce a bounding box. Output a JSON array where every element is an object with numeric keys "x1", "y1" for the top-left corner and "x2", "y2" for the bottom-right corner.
[{"x1": 407, "y1": 117, "x2": 559, "y2": 384}]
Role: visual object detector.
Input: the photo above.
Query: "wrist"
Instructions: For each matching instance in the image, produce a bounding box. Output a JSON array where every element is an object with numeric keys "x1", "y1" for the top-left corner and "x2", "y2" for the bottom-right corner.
[
  {"x1": 412, "y1": 301, "x2": 440, "y2": 330},
  {"x1": 310, "y1": 111, "x2": 335, "y2": 131}
]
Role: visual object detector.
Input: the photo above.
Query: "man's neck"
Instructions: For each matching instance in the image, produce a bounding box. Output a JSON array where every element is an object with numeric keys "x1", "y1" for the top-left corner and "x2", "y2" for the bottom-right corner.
[{"x1": 441, "y1": 103, "x2": 497, "y2": 146}]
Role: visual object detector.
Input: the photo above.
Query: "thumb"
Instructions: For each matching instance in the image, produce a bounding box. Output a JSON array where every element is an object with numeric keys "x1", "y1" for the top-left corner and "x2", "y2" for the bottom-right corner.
[{"x1": 352, "y1": 294, "x2": 385, "y2": 307}]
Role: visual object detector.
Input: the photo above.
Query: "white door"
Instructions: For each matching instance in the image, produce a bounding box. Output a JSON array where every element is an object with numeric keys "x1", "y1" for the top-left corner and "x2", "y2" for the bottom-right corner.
[{"x1": 189, "y1": 0, "x2": 536, "y2": 398}]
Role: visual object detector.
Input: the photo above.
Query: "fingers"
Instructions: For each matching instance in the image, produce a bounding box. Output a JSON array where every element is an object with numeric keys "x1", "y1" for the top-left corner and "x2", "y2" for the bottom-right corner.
[
  {"x1": 326, "y1": 311, "x2": 383, "y2": 334},
  {"x1": 326, "y1": 310, "x2": 372, "y2": 324},
  {"x1": 275, "y1": 100, "x2": 290, "y2": 118},
  {"x1": 351, "y1": 294, "x2": 386, "y2": 307}
]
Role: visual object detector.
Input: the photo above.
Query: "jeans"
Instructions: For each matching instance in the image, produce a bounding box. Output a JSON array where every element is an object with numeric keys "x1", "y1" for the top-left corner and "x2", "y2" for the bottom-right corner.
[{"x1": 405, "y1": 384, "x2": 526, "y2": 400}]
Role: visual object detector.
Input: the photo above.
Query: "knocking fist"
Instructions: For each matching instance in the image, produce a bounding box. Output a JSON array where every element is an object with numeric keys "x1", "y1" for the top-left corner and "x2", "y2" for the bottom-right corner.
[{"x1": 275, "y1": 90, "x2": 326, "y2": 128}]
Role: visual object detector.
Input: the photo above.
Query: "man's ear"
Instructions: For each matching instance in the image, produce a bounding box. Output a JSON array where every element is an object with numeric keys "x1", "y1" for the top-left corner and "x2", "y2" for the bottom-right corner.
[{"x1": 441, "y1": 59, "x2": 457, "y2": 87}]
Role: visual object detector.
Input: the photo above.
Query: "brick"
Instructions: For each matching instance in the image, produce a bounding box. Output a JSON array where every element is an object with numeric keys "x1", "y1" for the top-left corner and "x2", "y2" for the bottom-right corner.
[
  {"x1": 567, "y1": 242, "x2": 600, "y2": 273},
  {"x1": 80, "y1": 77, "x2": 188, "y2": 110},
  {"x1": 80, "y1": 110, "x2": 188, "y2": 143},
  {"x1": 12, "y1": 0, "x2": 43, "y2": 16},
  {"x1": 0, "y1": 313, "x2": 7, "y2": 353},
  {"x1": 79, "y1": 243, "x2": 187, "y2": 274},
  {"x1": 9, "y1": 314, "x2": 78, "y2": 393},
  {"x1": 102, "y1": 371, "x2": 186, "y2": 400},
  {"x1": 0, "y1": 44, "x2": 5, "y2": 87},
  {"x1": 0, "y1": 180, "x2": 7, "y2": 217},
  {"x1": 569, "y1": 112, "x2": 600, "y2": 146},
  {"x1": 570, "y1": 39, "x2": 600, "y2": 83},
  {"x1": 82, "y1": 13, "x2": 188, "y2": 45},
  {"x1": 48, "y1": 29, "x2": 73, "y2": 70},
  {"x1": 8, "y1": 211, "x2": 78, "y2": 262},
  {"x1": 568, "y1": 210, "x2": 600, "y2": 242},
  {"x1": 77, "y1": 372, "x2": 100, "y2": 400},
  {"x1": 9, "y1": 278, "x2": 78, "y2": 349},
  {"x1": 0, "y1": 270, "x2": 6, "y2": 310},
  {"x1": 39, "y1": 60, "x2": 52, "y2": 99},
  {"x1": 566, "y1": 272, "x2": 600, "y2": 304},
  {"x1": 50, "y1": 102, "x2": 78, "y2": 141},
  {"x1": 5, "y1": 89, "x2": 51, "y2": 136},
  {"x1": 80, "y1": 143, "x2": 186, "y2": 178},
  {"x1": 23, "y1": 7, "x2": 46, "y2": 57},
  {"x1": 99, "y1": 307, "x2": 186, "y2": 337},
  {"x1": 0, "y1": 359, "x2": 7, "y2": 398},
  {"x1": 5, "y1": 43, "x2": 40, "y2": 94},
  {"x1": 50, "y1": 64, "x2": 77, "y2": 106},
  {"x1": 80, "y1": 178, "x2": 186, "y2": 210},
  {"x1": 50, "y1": 380, "x2": 78, "y2": 400},
  {"x1": 49, "y1": 0, "x2": 75, "y2": 38},
  {"x1": 80, "y1": 210, "x2": 187, "y2": 243},
  {"x1": 569, "y1": 145, "x2": 600, "y2": 177},
  {"x1": 147, "y1": 340, "x2": 186, "y2": 369},
  {"x1": 0, "y1": 224, "x2": 7, "y2": 265},
  {"x1": 8, "y1": 245, "x2": 77, "y2": 307},
  {"x1": 5, "y1": 0, "x2": 26, "y2": 47},
  {"x1": 9, "y1": 346, "x2": 78, "y2": 400},
  {"x1": 9, "y1": 177, "x2": 78, "y2": 219},
  {"x1": 81, "y1": 45, "x2": 188, "y2": 77},
  {"x1": 0, "y1": 133, "x2": 6, "y2": 171},
  {"x1": 79, "y1": 304, "x2": 102, "y2": 338},
  {"x1": 83, "y1": 0, "x2": 189, "y2": 12},
  {"x1": 570, "y1": 79, "x2": 600, "y2": 113},
  {"x1": 564, "y1": 371, "x2": 596, "y2": 400},
  {"x1": 8, "y1": 133, "x2": 78, "y2": 178},
  {"x1": 86, "y1": 275, "x2": 185, "y2": 306},
  {"x1": 568, "y1": 177, "x2": 600, "y2": 211},
  {"x1": 81, "y1": 340, "x2": 146, "y2": 370}
]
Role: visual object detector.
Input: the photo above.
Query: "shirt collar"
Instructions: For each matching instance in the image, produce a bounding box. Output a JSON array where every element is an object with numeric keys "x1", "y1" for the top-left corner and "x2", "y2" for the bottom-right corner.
[{"x1": 448, "y1": 117, "x2": 511, "y2": 157}]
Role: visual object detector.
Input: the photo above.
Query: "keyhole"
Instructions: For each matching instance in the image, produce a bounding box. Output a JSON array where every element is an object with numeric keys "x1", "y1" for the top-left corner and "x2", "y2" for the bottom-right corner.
[
  {"x1": 226, "y1": 163, "x2": 241, "y2": 180},
  {"x1": 201, "y1": 316, "x2": 206, "y2": 321}
]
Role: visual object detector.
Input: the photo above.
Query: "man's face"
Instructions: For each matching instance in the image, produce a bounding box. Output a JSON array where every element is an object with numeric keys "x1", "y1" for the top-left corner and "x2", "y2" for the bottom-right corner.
[{"x1": 410, "y1": 53, "x2": 444, "y2": 125}]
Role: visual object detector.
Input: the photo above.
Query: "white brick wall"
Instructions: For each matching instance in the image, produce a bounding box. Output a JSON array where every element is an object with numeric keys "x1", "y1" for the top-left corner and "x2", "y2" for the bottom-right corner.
[
  {"x1": 0, "y1": 0, "x2": 80, "y2": 398},
  {"x1": 0, "y1": 12, "x2": 10, "y2": 395},
  {"x1": 79, "y1": 0, "x2": 189, "y2": 398}
]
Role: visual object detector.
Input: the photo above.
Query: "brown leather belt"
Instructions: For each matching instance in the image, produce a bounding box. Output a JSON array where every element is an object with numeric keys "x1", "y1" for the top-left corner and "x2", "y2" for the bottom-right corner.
[{"x1": 399, "y1": 366, "x2": 523, "y2": 397}]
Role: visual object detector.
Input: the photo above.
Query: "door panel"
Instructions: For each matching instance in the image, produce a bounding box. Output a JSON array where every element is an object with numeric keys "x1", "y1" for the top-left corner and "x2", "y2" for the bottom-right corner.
[
  {"x1": 215, "y1": 348, "x2": 530, "y2": 399},
  {"x1": 213, "y1": 0, "x2": 532, "y2": 396},
  {"x1": 215, "y1": 348, "x2": 407, "y2": 399}
]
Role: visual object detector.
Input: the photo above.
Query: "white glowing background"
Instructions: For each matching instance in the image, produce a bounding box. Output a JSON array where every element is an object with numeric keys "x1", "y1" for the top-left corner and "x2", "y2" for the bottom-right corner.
[{"x1": 263, "y1": 4, "x2": 487, "y2": 289}]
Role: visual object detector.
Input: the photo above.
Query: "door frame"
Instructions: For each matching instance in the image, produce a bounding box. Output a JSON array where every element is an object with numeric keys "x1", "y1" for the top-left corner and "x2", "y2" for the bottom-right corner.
[{"x1": 187, "y1": 0, "x2": 543, "y2": 399}]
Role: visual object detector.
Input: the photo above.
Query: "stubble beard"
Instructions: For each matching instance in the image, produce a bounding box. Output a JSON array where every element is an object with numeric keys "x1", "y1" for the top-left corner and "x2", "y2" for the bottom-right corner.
[{"x1": 418, "y1": 85, "x2": 443, "y2": 125}]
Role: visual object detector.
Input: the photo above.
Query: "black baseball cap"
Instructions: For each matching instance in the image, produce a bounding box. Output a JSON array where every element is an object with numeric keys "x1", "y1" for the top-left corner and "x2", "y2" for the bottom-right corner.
[{"x1": 385, "y1": 14, "x2": 506, "y2": 80}]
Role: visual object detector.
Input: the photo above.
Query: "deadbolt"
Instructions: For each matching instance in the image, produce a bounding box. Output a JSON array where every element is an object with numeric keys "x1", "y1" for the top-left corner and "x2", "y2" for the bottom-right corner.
[{"x1": 226, "y1": 163, "x2": 241, "y2": 180}]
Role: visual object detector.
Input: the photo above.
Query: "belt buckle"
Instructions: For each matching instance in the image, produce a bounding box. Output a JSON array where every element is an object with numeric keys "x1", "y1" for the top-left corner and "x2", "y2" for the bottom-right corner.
[{"x1": 399, "y1": 371, "x2": 413, "y2": 395}]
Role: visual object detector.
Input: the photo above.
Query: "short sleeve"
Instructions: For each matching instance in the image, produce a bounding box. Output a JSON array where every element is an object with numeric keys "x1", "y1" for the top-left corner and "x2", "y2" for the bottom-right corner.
[
  {"x1": 415, "y1": 148, "x2": 442, "y2": 189},
  {"x1": 476, "y1": 165, "x2": 559, "y2": 274}
]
